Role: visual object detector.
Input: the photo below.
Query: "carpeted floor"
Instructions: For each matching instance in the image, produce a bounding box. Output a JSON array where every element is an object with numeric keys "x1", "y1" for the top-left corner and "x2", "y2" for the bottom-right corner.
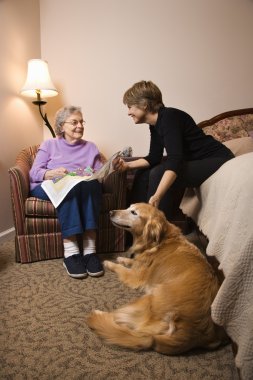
[{"x1": 0, "y1": 237, "x2": 239, "y2": 380}]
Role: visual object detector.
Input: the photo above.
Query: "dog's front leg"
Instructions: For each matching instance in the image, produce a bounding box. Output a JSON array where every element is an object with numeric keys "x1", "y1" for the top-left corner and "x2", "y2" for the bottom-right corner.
[
  {"x1": 104, "y1": 260, "x2": 127, "y2": 274},
  {"x1": 104, "y1": 260, "x2": 144, "y2": 289}
]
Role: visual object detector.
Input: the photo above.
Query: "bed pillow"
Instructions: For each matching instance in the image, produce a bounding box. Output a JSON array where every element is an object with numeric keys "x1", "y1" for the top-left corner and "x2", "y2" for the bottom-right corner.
[{"x1": 223, "y1": 136, "x2": 253, "y2": 156}]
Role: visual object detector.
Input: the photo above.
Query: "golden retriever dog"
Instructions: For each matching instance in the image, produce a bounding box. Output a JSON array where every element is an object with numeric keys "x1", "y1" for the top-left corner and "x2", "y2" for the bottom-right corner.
[{"x1": 87, "y1": 203, "x2": 227, "y2": 354}]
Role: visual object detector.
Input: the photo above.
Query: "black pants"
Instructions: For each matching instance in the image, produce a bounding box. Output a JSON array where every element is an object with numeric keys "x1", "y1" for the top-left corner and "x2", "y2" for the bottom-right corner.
[{"x1": 129, "y1": 153, "x2": 234, "y2": 221}]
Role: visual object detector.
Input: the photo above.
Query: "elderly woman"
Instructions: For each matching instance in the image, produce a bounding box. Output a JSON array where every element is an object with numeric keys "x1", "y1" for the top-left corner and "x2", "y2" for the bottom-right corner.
[{"x1": 30, "y1": 106, "x2": 104, "y2": 279}]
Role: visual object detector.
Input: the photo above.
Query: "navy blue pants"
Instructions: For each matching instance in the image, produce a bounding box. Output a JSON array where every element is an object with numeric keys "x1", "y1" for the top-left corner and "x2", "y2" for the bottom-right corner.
[
  {"x1": 130, "y1": 153, "x2": 234, "y2": 220},
  {"x1": 31, "y1": 180, "x2": 102, "y2": 239}
]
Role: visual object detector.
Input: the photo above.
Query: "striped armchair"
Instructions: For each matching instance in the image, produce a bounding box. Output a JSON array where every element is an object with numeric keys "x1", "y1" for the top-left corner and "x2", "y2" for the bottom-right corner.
[{"x1": 9, "y1": 145, "x2": 127, "y2": 263}]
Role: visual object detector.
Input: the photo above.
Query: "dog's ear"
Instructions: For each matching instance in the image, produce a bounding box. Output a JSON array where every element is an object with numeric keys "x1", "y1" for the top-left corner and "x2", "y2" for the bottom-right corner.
[{"x1": 143, "y1": 216, "x2": 168, "y2": 245}]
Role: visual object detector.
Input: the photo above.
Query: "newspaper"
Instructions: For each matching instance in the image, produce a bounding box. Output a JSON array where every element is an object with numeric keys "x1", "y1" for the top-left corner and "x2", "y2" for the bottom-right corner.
[{"x1": 41, "y1": 150, "x2": 123, "y2": 208}]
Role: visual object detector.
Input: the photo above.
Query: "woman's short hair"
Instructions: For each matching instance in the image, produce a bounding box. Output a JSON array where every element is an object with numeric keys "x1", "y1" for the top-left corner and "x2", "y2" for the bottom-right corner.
[
  {"x1": 123, "y1": 80, "x2": 164, "y2": 113},
  {"x1": 54, "y1": 105, "x2": 82, "y2": 136}
]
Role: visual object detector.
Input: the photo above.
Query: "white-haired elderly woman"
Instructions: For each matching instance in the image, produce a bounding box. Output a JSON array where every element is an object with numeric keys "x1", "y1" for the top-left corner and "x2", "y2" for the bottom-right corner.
[{"x1": 30, "y1": 105, "x2": 104, "y2": 279}]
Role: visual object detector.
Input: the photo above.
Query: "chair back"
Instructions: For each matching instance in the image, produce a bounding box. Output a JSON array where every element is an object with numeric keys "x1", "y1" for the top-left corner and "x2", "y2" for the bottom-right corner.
[{"x1": 16, "y1": 145, "x2": 40, "y2": 169}]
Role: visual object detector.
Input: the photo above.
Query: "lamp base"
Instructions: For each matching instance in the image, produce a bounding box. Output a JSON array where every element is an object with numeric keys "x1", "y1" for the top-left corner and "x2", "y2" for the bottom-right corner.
[{"x1": 32, "y1": 99, "x2": 56, "y2": 137}]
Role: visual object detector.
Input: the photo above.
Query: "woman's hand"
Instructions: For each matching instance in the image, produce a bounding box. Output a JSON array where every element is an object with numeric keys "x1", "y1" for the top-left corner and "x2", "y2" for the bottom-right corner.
[
  {"x1": 44, "y1": 167, "x2": 68, "y2": 180},
  {"x1": 113, "y1": 157, "x2": 128, "y2": 172},
  {"x1": 148, "y1": 194, "x2": 161, "y2": 208},
  {"x1": 149, "y1": 170, "x2": 177, "y2": 208}
]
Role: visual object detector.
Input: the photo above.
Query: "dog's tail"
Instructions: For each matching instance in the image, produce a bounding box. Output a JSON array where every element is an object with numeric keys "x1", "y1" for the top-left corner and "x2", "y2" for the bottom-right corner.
[{"x1": 87, "y1": 310, "x2": 153, "y2": 350}]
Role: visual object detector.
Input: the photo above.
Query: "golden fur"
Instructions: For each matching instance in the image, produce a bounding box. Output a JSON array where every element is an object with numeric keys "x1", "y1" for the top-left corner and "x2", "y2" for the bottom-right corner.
[{"x1": 87, "y1": 203, "x2": 227, "y2": 354}]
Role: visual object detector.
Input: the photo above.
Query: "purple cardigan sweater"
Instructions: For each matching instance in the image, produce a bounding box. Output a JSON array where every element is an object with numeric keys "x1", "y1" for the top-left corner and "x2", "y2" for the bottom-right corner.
[{"x1": 29, "y1": 137, "x2": 103, "y2": 191}]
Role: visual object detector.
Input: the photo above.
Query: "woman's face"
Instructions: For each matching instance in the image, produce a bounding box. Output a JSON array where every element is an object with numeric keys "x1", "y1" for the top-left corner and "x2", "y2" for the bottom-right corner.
[
  {"x1": 61, "y1": 111, "x2": 85, "y2": 143},
  {"x1": 127, "y1": 105, "x2": 147, "y2": 124}
]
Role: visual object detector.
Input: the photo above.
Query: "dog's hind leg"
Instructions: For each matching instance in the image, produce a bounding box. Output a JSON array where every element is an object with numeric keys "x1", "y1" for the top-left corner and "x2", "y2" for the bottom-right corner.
[
  {"x1": 87, "y1": 294, "x2": 172, "y2": 350},
  {"x1": 87, "y1": 307, "x2": 153, "y2": 350},
  {"x1": 113, "y1": 295, "x2": 171, "y2": 337},
  {"x1": 113, "y1": 295, "x2": 152, "y2": 329}
]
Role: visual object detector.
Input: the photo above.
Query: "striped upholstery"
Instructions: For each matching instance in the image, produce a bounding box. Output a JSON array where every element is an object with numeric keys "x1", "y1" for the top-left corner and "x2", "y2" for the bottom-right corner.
[{"x1": 9, "y1": 145, "x2": 127, "y2": 263}]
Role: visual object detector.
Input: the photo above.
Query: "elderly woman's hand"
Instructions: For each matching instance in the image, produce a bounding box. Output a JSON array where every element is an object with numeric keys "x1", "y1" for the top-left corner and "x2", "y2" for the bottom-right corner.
[{"x1": 44, "y1": 167, "x2": 68, "y2": 180}]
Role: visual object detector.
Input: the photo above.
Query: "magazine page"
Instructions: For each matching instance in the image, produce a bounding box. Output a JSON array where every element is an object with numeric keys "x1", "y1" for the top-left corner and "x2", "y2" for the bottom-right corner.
[{"x1": 41, "y1": 150, "x2": 121, "y2": 208}]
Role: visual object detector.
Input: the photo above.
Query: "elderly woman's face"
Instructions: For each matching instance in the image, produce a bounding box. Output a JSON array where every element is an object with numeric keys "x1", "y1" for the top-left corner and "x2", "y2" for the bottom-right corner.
[{"x1": 61, "y1": 111, "x2": 85, "y2": 143}]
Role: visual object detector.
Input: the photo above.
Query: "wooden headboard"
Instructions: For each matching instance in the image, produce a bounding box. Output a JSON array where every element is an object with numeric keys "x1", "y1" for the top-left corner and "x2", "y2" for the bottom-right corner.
[
  {"x1": 198, "y1": 107, "x2": 253, "y2": 129},
  {"x1": 197, "y1": 107, "x2": 253, "y2": 143}
]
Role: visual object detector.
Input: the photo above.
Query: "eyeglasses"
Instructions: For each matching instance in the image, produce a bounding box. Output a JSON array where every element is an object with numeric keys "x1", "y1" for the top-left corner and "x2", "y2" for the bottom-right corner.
[{"x1": 64, "y1": 120, "x2": 86, "y2": 127}]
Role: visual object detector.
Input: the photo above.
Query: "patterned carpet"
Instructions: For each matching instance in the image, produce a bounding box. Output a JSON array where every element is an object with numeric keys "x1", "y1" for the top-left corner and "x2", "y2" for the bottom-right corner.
[{"x1": 0, "y1": 238, "x2": 239, "y2": 380}]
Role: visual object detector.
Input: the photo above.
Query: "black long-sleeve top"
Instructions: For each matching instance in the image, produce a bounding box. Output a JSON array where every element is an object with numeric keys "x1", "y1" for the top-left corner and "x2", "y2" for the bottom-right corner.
[{"x1": 143, "y1": 106, "x2": 232, "y2": 174}]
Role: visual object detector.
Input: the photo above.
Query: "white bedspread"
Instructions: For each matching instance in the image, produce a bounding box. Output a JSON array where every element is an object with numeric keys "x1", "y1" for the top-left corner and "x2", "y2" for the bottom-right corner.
[{"x1": 180, "y1": 153, "x2": 253, "y2": 380}]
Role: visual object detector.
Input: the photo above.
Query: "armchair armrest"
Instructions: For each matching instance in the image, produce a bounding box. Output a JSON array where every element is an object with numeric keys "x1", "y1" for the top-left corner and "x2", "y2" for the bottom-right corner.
[
  {"x1": 8, "y1": 165, "x2": 30, "y2": 234},
  {"x1": 102, "y1": 170, "x2": 127, "y2": 209}
]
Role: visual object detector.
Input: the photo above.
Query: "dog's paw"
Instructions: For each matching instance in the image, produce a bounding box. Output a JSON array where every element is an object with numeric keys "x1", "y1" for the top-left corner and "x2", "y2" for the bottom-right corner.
[
  {"x1": 92, "y1": 309, "x2": 104, "y2": 315},
  {"x1": 87, "y1": 309, "x2": 103, "y2": 318},
  {"x1": 87, "y1": 309, "x2": 105, "y2": 329},
  {"x1": 116, "y1": 256, "x2": 126, "y2": 264},
  {"x1": 103, "y1": 260, "x2": 115, "y2": 270},
  {"x1": 116, "y1": 256, "x2": 133, "y2": 267}
]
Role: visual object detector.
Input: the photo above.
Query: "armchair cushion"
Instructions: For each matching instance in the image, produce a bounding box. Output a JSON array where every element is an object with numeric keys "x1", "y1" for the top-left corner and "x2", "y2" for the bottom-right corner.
[{"x1": 25, "y1": 197, "x2": 56, "y2": 217}]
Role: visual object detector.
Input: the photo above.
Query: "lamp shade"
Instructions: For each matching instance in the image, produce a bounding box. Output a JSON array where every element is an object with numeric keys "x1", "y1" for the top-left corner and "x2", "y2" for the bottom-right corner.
[{"x1": 21, "y1": 59, "x2": 58, "y2": 98}]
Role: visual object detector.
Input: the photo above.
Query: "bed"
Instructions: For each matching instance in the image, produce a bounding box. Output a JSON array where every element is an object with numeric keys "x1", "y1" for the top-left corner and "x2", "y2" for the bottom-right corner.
[{"x1": 180, "y1": 108, "x2": 253, "y2": 380}]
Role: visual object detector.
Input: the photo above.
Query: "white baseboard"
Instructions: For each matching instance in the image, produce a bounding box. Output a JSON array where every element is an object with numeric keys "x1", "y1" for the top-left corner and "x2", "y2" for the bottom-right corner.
[{"x1": 0, "y1": 227, "x2": 15, "y2": 243}]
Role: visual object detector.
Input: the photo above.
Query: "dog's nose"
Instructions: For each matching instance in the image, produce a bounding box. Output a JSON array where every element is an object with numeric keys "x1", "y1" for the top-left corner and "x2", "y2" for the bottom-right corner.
[{"x1": 109, "y1": 210, "x2": 115, "y2": 217}]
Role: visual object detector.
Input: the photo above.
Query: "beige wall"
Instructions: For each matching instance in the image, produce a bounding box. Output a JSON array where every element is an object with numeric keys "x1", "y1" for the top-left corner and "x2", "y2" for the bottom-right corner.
[
  {"x1": 0, "y1": 0, "x2": 42, "y2": 235},
  {"x1": 40, "y1": 0, "x2": 253, "y2": 157},
  {"x1": 1, "y1": 0, "x2": 253, "y2": 236}
]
